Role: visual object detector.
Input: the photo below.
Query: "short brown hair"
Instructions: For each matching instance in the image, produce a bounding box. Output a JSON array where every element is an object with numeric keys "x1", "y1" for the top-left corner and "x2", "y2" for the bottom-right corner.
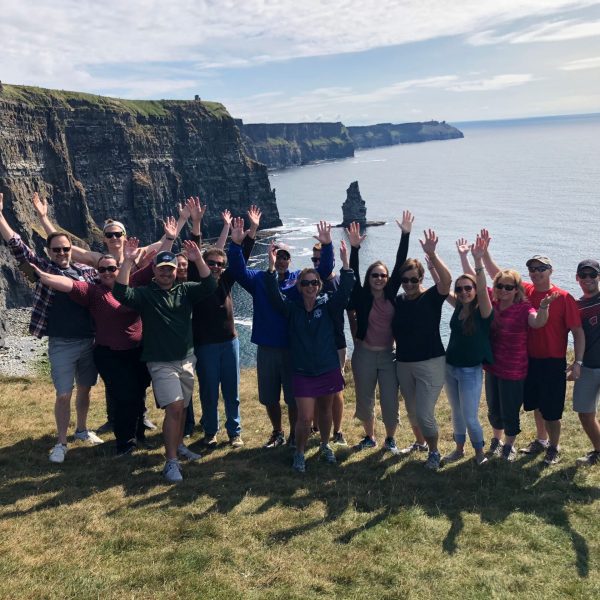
[
  {"x1": 97, "y1": 254, "x2": 119, "y2": 268},
  {"x1": 399, "y1": 258, "x2": 424, "y2": 279},
  {"x1": 203, "y1": 247, "x2": 227, "y2": 266},
  {"x1": 46, "y1": 231, "x2": 72, "y2": 248},
  {"x1": 296, "y1": 268, "x2": 322, "y2": 291}
]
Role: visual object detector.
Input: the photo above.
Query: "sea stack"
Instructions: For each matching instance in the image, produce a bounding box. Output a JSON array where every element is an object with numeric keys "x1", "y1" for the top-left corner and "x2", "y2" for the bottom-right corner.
[{"x1": 341, "y1": 181, "x2": 367, "y2": 228}]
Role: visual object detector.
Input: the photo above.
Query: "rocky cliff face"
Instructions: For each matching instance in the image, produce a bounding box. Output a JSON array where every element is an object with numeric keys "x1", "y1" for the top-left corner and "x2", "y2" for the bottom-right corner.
[
  {"x1": 341, "y1": 181, "x2": 367, "y2": 228},
  {"x1": 347, "y1": 120, "x2": 463, "y2": 149},
  {"x1": 0, "y1": 84, "x2": 281, "y2": 314},
  {"x1": 237, "y1": 121, "x2": 354, "y2": 169}
]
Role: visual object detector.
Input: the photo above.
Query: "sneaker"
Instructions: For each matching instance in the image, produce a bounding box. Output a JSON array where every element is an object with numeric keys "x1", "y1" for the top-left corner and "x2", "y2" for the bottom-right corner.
[
  {"x1": 229, "y1": 435, "x2": 244, "y2": 448},
  {"x1": 424, "y1": 450, "x2": 441, "y2": 471},
  {"x1": 74, "y1": 429, "x2": 104, "y2": 445},
  {"x1": 162, "y1": 460, "x2": 183, "y2": 483},
  {"x1": 310, "y1": 427, "x2": 320, "y2": 437},
  {"x1": 519, "y1": 439, "x2": 548, "y2": 455},
  {"x1": 143, "y1": 416, "x2": 157, "y2": 430},
  {"x1": 177, "y1": 444, "x2": 202, "y2": 461},
  {"x1": 287, "y1": 434, "x2": 296, "y2": 450},
  {"x1": 399, "y1": 441, "x2": 429, "y2": 456},
  {"x1": 116, "y1": 440, "x2": 137, "y2": 457},
  {"x1": 264, "y1": 430, "x2": 285, "y2": 449},
  {"x1": 384, "y1": 437, "x2": 400, "y2": 455},
  {"x1": 49, "y1": 443, "x2": 68, "y2": 463},
  {"x1": 354, "y1": 436, "x2": 377, "y2": 451},
  {"x1": 543, "y1": 445, "x2": 560, "y2": 465},
  {"x1": 332, "y1": 431, "x2": 348, "y2": 446},
  {"x1": 576, "y1": 450, "x2": 600, "y2": 467},
  {"x1": 441, "y1": 448, "x2": 465, "y2": 465},
  {"x1": 319, "y1": 443, "x2": 337, "y2": 464},
  {"x1": 200, "y1": 435, "x2": 218, "y2": 448},
  {"x1": 501, "y1": 444, "x2": 517, "y2": 462},
  {"x1": 95, "y1": 421, "x2": 113, "y2": 435},
  {"x1": 488, "y1": 437, "x2": 504, "y2": 457},
  {"x1": 292, "y1": 452, "x2": 306, "y2": 473},
  {"x1": 475, "y1": 453, "x2": 488, "y2": 466}
]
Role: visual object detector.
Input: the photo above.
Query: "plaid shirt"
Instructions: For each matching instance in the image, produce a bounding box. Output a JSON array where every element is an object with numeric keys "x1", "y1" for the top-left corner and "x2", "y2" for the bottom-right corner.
[{"x1": 8, "y1": 234, "x2": 98, "y2": 338}]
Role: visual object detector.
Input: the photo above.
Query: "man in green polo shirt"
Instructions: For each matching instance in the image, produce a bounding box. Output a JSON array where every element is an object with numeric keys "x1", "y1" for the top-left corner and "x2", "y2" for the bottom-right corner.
[{"x1": 113, "y1": 240, "x2": 217, "y2": 482}]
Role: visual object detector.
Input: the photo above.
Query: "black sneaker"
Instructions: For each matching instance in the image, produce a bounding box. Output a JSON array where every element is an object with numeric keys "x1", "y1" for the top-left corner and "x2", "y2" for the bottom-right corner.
[
  {"x1": 96, "y1": 421, "x2": 113, "y2": 435},
  {"x1": 353, "y1": 436, "x2": 377, "y2": 450},
  {"x1": 488, "y1": 437, "x2": 504, "y2": 457},
  {"x1": 543, "y1": 445, "x2": 560, "y2": 465},
  {"x1": 200, "y1": 435, "x2": 218, "y2": 448},
  {"x1": 332, "y1": 431, "x2": 348, "y2": 446},
  {"x1": 501, "y1": 444, "x2": 517, "y2": 462},
  {"x1": 576, "y1": 450, "x2": 600, "y2": 467},
  {"x1": 519, "y1": 439, "x2": 548, "y2": 455},
  {"x1": 263, "y1": 430, "x2": 285, "y2": 449}
]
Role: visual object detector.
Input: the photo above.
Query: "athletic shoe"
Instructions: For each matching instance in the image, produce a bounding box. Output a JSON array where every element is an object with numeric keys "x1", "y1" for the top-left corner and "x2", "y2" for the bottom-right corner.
[
  {"x1": 263, "y1": 430, "x2": 285, "y2": 449},
  {"x1": 488, "y1": 438, "x2": 504, "y2": 457},
  {"x1": 424, "y1": 450, "x2": 441, "y2": 471},
  {"x1": 319, "y1": 443, "x2": 337, "y2": 464},
  {"x1": 143, "y1": 416, "x2": 157, "y2": 430},
  {"x1": 502, "y1": 444, "x2": 517, "y2": 462},
  {"x1": 49, "y1": 443, "x2": 68, "y2": 463},
  {"x1": 576, "y1": 450, "x2": 600, "y2": 466},
  {"x1": 292, "y1": 452, "x2": 306, "y2": 473},
  {"x1": 163, "y1": 460, "x2": 183, "y2": 483},
  {"x1": 384, "y1": 437, "x2": 400, "y2": 455},
  {"x1": 177, "y1": 444, "x2": 202, "y2": 461},
  {"x1": 310, "y1": 427, "x2": 320, "y2": 437},
  {"x1": 519, "y1": 439, "x2": 548, "y2": 455},
  {"x1": 74, "y1": 429, "x2": 104, "y2": 445},
  {"x1": 229, "y1": 435, "x2": 244, "y2": 448},
  {"x1": 441, "y1": 449, "x2": 465, "y2": 465},
  {"x1": 287, "y1": 434, "x2": 296, "y2": 450},
  {"x1": 95, "y1": 421, "x2": 113, "y2": 435},
  {"x1": 399, "y1": 441, "x2": 429, "y2": 456},
  {"x1": 116, "y1": 440, "x2": 137, "y2": 457},
  {"x1": 543, "y1": 446, "x2": 560, "y2": 465},
  {"x1": 354, "y1": 436, "x2": 377, "y2": 450},
  {"x1": 332, "y1": 431, "x2": 348, "y2": 446},
  {"x1": 475, "y1": 453, "x2": 488, "y2": 466},
  {"x1": 200, "y1": 435, "x2": 218, "y2": 448}
]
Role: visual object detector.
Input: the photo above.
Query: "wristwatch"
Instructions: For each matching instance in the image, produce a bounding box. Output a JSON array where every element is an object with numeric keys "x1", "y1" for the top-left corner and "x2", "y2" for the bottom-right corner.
[{"x1": 575, "y1": 360, "x2": 583, "y2": 366}]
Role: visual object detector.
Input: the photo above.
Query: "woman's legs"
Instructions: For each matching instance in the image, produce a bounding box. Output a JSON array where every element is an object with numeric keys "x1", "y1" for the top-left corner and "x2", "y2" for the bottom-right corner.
[
  {"x1": 352, "y1": 345, "x2": 378, "y2": 441},
  {"x1": 445, "y1": 364, "x2": 466, "y2": 453},
  {"x1": 485, "y1": 372, "x2": 505, "y2": 446},
  {"x1": 317, "y1": 395, "x2": 333, "y2": 445},
  {"x1": 295, "y1": 397, "x2": 316, "y2": 453},
  {"x1": 377, "y1": 350, "x2": 399, "y2": 439},
  {"x1": 456, "y1": 366, "x2": 485, "y2": 459}
]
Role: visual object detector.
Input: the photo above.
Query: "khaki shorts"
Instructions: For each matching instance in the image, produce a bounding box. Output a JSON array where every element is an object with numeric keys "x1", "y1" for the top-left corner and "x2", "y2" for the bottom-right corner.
[{"x1": 147, "y1": 354, "x2": 196, "y2": 409}]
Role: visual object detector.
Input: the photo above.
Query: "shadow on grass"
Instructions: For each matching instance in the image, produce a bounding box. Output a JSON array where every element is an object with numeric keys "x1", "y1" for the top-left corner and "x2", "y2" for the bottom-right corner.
[{"x1": 0, "y1": 435, "x2": 597, "y2": 577}]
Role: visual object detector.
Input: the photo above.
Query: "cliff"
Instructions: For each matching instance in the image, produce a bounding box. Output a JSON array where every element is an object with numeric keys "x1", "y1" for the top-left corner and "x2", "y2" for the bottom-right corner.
[
  {"x1": 237, "y1": 121, "x2": 354, "y2": 169},
  {"x1": 347, "y1": 121, "x2": 463, "y2": 149},
  {"x1": 0, "y1": 84, "x2": 281, "y2": 313}
]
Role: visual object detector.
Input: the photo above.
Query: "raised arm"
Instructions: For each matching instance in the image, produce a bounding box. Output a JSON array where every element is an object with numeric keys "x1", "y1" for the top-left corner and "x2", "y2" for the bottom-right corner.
[
  {"x1": 314, "y1": 220, "x2": 334, "y2": 279},
  {"x1": 215, "y1": 209, "x2": 232, "y2": 250},
  {"x1": 471, "y1": 237, "x2": 492, "y2": 318},
  {"x1": 225, "y1": 218, "x2": 258, "y2": 292},
  {"x1": 528, "y1": 291, "x2": 560, "y2": 329},
  {"x1": 425, "y1": 255, "x2": 441, "y2": 285},
  {"x1": 183, "y1": 240, "x2": 210, "y2": 279},
  {"x1": 346, "y1": 221, "x2": 366, "y2": 287},
  {"x1": 246, "y1": 205, "x2": 262, "y2": 240},
  {"x1": 265, "y1": 242, "x2": 291, "y2": 316},
  {"x1": 388, "y1": 210, "x2": 413, "y2": 295},
  {"x1": 113, "y1": 239, "x2": 143, "y2": 308},
  {"x1": 328, "y1": 241, "x2": 355, "y2": 312},
  {"x1": 29, "y1": 264, "x2": 75, "y2": 293},
  {"x1": 188, "y1": 196, "x2": 206, "y2": 239},
  {"x1": 456, "y1": 237, "x2": 475, "y2": 277},
  {"x1": 0, "y1": 193, "x2": 16, "y2": 241},
  {"x1": 420, "y1": 229, "x2": 452, "y2": 295},
  {"x1": 479, "y1": 229, "x2": 501, "y2": 279}
]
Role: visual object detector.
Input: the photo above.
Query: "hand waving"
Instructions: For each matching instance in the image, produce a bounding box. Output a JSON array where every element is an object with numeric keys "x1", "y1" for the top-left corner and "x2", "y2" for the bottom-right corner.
[
  {"x1": 345, "y1": 221, "x2": 366, "y2": 248},
  {"x1": 396, "y1": 210, "x2": 414, "y2": 234}
]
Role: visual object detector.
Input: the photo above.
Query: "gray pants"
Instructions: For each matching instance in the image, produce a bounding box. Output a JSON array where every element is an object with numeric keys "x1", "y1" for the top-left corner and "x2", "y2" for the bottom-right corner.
[{"x1": 351, "y1": 343, "x2": 399, "y2": 427}]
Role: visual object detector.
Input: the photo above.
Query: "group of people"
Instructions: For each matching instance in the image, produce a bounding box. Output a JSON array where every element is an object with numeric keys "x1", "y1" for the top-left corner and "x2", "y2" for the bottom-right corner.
[{"x1": 0, "y1": 192, "x2": 598, "y2": 481}]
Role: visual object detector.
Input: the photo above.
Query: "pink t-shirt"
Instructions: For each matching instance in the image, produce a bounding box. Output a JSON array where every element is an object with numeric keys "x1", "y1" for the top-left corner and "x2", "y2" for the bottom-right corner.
[
  {"x1": 364, "y1": 297, "x2": 395, "y2": 348},
  {"x1": 486, "y1": 299, "x2": 535, "y2": 380}
]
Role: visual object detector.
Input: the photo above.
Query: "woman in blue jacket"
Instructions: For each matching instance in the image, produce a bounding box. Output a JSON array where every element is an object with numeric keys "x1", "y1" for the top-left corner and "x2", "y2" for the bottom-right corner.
[{"x1": 266, "y1": 240, "x2": 355, "y2": 473}]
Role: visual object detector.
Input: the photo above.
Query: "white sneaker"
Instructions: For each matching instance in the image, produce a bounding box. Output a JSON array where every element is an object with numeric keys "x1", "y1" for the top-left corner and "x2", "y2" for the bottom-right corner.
[
  {"x1": 49, "y1": 443, "x2": 68, "y2": 463},
  {"x1": 74, "y1": 429, "x2": 104, "y2": 445},
  {"x1": 177, "y1": 444, "x2": 202, "y2": 461},
  {"x1": 163, "y1": 460, "x2": 183, "y2": 483}
]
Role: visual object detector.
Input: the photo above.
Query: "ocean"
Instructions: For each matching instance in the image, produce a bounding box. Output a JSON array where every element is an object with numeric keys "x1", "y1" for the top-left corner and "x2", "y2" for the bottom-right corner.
[{"x1": 234, "y1": 114, "x2": 600, "y2": 366}]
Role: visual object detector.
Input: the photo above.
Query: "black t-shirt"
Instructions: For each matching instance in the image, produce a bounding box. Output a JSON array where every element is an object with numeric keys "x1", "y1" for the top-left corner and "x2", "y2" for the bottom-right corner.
[
  {"x1": 46, "y1": 266, "x2": 95, "y2": 338},
  {"x1": 393, "y1": 286, "x2": 447, "y2": 362},
  {"x1": 322, "y1": 274, "x2": 347, "y2": 350},
  {"x1": 577, "y1": 292, "x2": 600, "y2": 368}
]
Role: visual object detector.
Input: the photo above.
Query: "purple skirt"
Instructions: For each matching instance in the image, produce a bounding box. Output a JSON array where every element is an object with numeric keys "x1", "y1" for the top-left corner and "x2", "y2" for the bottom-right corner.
[{"x1": 293, "y1": 368, "x2": 345, "y2": 398}]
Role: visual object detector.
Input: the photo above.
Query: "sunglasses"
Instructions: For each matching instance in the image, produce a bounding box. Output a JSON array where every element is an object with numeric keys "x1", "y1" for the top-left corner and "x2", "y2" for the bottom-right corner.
[
  {"x1": 370, "y1": 273, "x2": 388, "y2": 279},
  {"x1": 528, "y1": 265, "x2": 550, "y2": 273},
  {"x1": 104, "y1": 231, "x2": 124, "y2": 239},
  {"x1": 51, "y1": 247, "x2": 71, "y2": 254},
  {"x1": 311, "y1": 257, "x2": 320, "y2": 264},
  {"x1": 578, "y1": 272, "x2": 598, "y2": 279},
  {"x1": 455, "y1": 285, "x2": 474, "y2": 293},
  {"x1": 300, "y1": 279, "x2": 319, "y2": 287},
  {"x1": 206, "y1": 260, "x2": 225, "y2": 268},
  {"x1": 401, "y1": 277, "x2": 421, "y2": 284},
  {"x1": 495, "y1": 283, "x2": 517, "y2": 291},
  {"x1": 98, "y1": 265, "x2": 118, "y2": 273}
]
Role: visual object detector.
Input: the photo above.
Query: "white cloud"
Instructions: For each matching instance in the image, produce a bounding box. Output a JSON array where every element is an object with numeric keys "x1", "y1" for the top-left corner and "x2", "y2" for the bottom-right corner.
[
  {"x1": 560, "y1": 55, "x2": 600, "y2": 69},
  {"x1": 447, "y1": 74, "x2": 536, "y2": 92}
]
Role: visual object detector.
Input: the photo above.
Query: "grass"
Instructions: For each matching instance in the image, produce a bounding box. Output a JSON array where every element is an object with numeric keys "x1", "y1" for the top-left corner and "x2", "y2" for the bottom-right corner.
[{"x1": 0, "y1": 370, "x2": 598, "y2": 599}]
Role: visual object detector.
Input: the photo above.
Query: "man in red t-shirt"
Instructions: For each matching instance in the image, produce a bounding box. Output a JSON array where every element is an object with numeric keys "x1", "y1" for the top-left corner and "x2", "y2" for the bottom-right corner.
[{"x1": 519, "y1": 255, "x2": 584, "y2": 464}]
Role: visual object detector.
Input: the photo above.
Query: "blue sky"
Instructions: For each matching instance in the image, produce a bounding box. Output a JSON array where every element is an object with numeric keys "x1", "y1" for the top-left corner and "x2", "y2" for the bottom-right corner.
[{"x1": 3, "y1": 1, "x2": 600, "y2": 124}]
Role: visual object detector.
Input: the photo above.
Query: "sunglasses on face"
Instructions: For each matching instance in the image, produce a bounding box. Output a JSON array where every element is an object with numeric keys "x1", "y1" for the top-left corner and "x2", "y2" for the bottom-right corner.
[
  {"x1": 311, "y1": 257, "x2": 320, "y2": 264},
  {"x1": 455, "y1": 285, "x2": 474, "y2": 293},
  {"x1": 370, "y1": 273, "x2": 388, "y2": 279},
  {"x1": 51, "y1": 247, "x2": 71, "y2": 254},
  {"x1": 578, "y1": 272, "x2": 598, "y2": 279},
  {"x1": 495, "y1": 283, "x2": 517, "y2": 291},
  {"x1": 300, "y1": 279, "x2": 319, "y2": 287},
  {"x1": 98, "y1": 265, "x2": 118, "y2": 273},
  {"x1": 104, "y1": 231, "x2": 124, "y2": 239},
  {"x1": 206, "y1": 260, "x2": 225, "y2": 268},
  {"x1": 528, "y1": 265, "x2": 550, "y2": 273},
  {"x1": 401, "y1": 277, "x2": 421, "y2": 284}
]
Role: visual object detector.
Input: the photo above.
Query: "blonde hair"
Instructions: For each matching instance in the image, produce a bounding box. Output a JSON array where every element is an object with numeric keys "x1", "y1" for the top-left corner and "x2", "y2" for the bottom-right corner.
[{"x1": 492, "y1": 269, "x2": 525, "y2": 303}]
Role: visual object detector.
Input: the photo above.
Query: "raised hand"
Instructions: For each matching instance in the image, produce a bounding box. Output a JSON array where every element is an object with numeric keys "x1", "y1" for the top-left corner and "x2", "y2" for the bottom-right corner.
[
  {"x1": 396, "y1": 210, "x2": 414, "y2": 234},
  {"x1": 479, "y1": 228, "x2": 492, "y2": 249},
  {"x1": 221, "y1": 209, "x2": 232, "y2": 228},
  {"x1": 183, "y1": 239, "x2": 201, "y2": 262},
  {"x1": 540, "y1": 291, "x2": 560, "y2": 309},
  {"x1": 345, "y1": 221, "x2": 366, "y2": 248},
  {"x1": 268, "y1": 241, "x2": 277, "y2": 270},
  {"x1": 32, "y1": 192, "x2": 48, "y2": 217},
  {"x1": 339, "y1": 239, "x2": 349, "y2": 269},
  {"x1": 314, "y1": 220, "x2": 332, "y2": 245},
  {"x1": 163, "y1": 216, "x2": 177, "y2": 239},
  {"x1": 137, "y1": 249, "x2": 157, "y2": 270},
  {"x1": 247, "y1": 205, "x2": 262, "y2": 229},
  {"x1": 123, "y1": 237, "x2": 142, "y2": 262},
  {"x1": 230, "y1": 216, "x2": 245, "y2": 245},
  {"x1": 420, "y1": 229, "x2": 438, "y2": 257},
  {"x1": 455, "y1": 237, "x2": 470, "y2": 257},
  {"x1": 471, "y1": 236, "x2": 487, "y2": 261},
  {"x1": 187, "y1": 196, "x2": 206, "y2": 222},
  {"x1": 178, "y1": 200, "x2": 191, "y2": 222}
]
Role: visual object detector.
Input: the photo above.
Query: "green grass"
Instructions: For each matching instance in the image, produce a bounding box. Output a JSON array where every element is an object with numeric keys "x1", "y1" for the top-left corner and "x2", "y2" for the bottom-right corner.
[{"x1": 0, "y1": 371, "x2": 598, "y2": 599}]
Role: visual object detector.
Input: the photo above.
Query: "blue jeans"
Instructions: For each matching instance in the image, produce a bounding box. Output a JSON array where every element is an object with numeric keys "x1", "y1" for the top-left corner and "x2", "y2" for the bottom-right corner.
[
  {"x1": 445, "y1": 364, "x2": 485, "y2": 449},
  {"x1": 194, "y1": 338, "x2": 241, "y2": 438}
]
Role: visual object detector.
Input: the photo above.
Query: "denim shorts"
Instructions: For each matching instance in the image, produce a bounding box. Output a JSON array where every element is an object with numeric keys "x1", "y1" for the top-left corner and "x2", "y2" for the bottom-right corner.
[{"x1": 48, "y1": 337, "x2": 98, "y2": 395}]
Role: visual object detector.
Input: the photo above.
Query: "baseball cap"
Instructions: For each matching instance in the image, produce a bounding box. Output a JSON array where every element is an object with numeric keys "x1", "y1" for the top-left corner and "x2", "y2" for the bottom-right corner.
[
  {"x1": 274, "y1": 242, "x2": 291, "y2": 258},
  {"x1": 577, "y1": 259, "x2": 600, "y2": 274},
  {"x1": 526, "y1": 255, "x2": 552, "y2": 268},
  {"x1": 102, "y1": 219, "x2": 127, "y2": 235},
  {"x1": 154, "y1": 251, "x2": 177, "y2": 268}
]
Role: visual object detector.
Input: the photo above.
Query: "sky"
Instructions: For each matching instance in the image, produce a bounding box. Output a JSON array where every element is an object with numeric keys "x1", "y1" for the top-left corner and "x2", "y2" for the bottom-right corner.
[{"x1": 2, "y1": 0, "x2": 600, "y2": 124}]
